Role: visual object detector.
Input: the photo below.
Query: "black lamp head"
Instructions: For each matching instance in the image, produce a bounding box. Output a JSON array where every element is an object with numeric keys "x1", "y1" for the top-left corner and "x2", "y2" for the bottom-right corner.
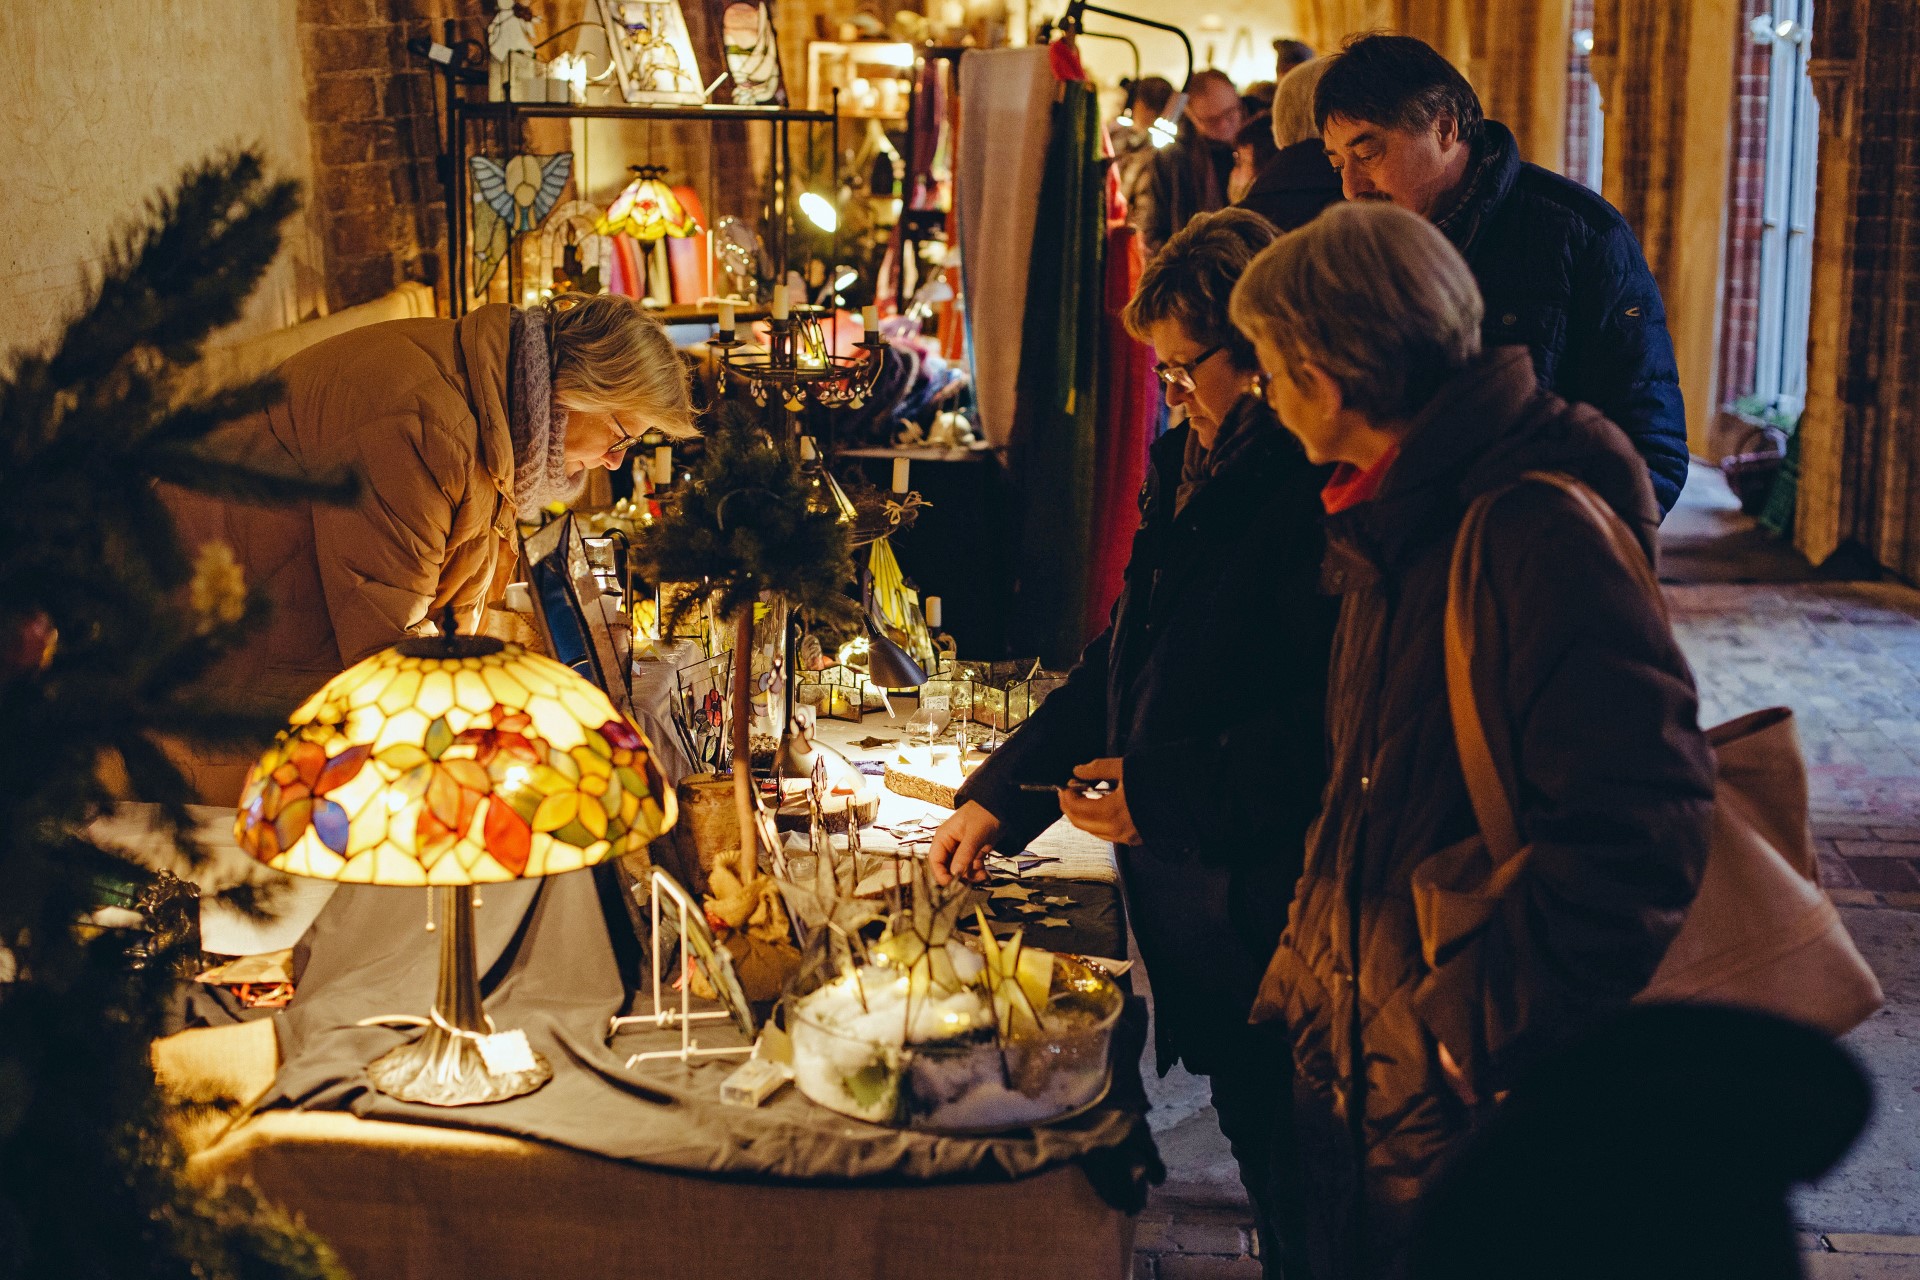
[{"x1": 862, "y1": 611, "x2": 926, "y2": 690}]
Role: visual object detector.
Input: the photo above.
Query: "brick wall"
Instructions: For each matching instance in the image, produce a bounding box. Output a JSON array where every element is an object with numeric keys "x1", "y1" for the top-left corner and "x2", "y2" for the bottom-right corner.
[
  {"x1": 1717, "y1": 0, "x2": 1775, "y2": 407},
  {"x1": 1564, "y1": 0, "x2": 1597, "y2": 188},
  {"x1": 298, "y1": 0, "x2": 482, "y2": 313}
]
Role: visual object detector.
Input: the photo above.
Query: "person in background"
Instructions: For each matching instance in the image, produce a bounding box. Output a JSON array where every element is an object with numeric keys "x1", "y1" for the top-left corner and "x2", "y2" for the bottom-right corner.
[
  {"x1": 1112, "y1": 74, "x2": 1176, "y2": 210},
  {"x1": 1229, "y1": 201, "x2": 1714, "y2": 1278},
  {"x1": 1314, "y1": 33, "x2": 1690, "y2": 513},
  {"x1": 1131, "y1": 68, "x2": 1245, "y2": 258},
  {"x1": 932, "y1": 210, "x2": 1337, "y2": 1279},
  {"x1": 162, "y1": 293, "x2": 694, "y2": 802},
  {"x1": 1235, "y1": 55, "x2": 1341, "y2": 233},
  {"x1": 1273, "y1": 37, "x2": 1316, "y2": 80},
  {"x1": 1241, "y1": 79, "x2": 1277, "y2": 116},
  {"x1": 1228, "y1": 113, "x2": 1280, "y2": 205}
]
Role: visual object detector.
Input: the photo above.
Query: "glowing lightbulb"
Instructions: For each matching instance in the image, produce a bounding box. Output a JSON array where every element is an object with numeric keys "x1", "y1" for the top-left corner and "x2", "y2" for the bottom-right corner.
[{"x1": 799, "y1": 191, "x2": 839, "y2": 233}]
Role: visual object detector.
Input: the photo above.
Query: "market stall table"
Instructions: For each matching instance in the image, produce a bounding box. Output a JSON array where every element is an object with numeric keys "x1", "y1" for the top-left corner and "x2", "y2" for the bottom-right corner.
[{"x1": 159, "y1": 696, "x2": 1151, "y2": 1280}]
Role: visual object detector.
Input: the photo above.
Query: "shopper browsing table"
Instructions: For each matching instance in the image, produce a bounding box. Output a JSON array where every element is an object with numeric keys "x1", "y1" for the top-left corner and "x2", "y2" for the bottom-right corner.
[
  {"x1": 1314, "y1": 34, "x2": 1690, "y2": 514},
  {"x1": 163, "y1": 293, "x2": 693, "y2": 802},
  {"x1": 932, "y1": 209, "x2": 1337, "y2": 1279},
  {"x1": 1230, "y1": 201, "x2": 1713, "y2": 1278}
]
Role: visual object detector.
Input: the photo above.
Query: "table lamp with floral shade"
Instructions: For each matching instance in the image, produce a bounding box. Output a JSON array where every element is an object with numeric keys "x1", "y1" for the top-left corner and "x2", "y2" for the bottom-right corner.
[{"x1": 235, "y1": 631, "x2": 677, "y2": 1107}]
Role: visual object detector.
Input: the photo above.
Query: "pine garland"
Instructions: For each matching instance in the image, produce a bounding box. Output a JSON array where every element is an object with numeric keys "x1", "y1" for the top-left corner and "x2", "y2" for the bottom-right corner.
[
  {"x1": 0, "y1": 152, "x2": 355, "y2": 1279},
  {"x1": 628, "y1": 402, "x2": 857, "y2": 631}
]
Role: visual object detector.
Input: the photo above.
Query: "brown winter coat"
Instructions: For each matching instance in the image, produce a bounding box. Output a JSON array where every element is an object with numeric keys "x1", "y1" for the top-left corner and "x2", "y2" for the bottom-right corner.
[
  {"x1": 163, "y1": 306, "x2": 518, "y2": 802},
  {"x1": 1252, "y1": 348, "x2": 1715, "y2": 1277}
]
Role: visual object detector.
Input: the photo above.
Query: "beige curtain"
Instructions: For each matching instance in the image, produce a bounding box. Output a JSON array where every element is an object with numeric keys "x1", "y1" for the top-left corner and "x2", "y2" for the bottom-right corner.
[
  {"x1": 1796, "y1": 0, "x2": 1920, "y2": 575},
  {"x1": 1591, "y1": 0, "x2": 1740, "y2": 457},
  {"x1": 1266, "y1": 0, "x2": 1568, "y2": 169}
]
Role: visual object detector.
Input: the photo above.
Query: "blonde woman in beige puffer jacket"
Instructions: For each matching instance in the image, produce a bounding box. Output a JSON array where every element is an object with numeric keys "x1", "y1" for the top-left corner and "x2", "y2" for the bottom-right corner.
[{"x1": 163, "y1": 293, "x2": 692, "y2": 802}]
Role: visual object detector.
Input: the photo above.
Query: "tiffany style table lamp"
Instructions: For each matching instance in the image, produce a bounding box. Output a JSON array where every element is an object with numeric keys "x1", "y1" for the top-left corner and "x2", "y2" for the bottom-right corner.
[{"x1": 235, "y1": 633, "x2": 677, "y2": 1106}]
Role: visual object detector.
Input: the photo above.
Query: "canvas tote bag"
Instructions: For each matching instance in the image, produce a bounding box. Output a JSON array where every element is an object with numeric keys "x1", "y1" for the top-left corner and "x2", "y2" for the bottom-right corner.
[{"x1": 1410, "y1": 471, "x2": 1882, "y2": 1038}]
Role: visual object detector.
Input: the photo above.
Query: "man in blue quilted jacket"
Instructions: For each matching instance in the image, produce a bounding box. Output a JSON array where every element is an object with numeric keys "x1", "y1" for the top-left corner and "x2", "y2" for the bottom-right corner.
[{"x1": 1313, "y1": 34, "x2": 1689, "y2": 514}]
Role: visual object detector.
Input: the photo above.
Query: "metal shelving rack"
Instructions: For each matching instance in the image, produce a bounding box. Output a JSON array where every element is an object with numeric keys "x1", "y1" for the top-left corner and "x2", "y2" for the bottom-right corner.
[{"x1": 425, "y1": 26, "x2": 840, "y2": 318}]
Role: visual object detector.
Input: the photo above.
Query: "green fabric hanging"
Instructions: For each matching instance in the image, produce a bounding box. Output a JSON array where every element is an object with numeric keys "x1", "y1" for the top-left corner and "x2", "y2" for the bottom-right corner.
[{"x1": 1010, "y1": 80, "x2": 1106, "y2": 667}]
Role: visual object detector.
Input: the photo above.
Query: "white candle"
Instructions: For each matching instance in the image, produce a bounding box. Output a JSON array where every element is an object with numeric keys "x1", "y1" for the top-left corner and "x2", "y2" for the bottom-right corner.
[
  {"x1": 717, "y1": 300, "x2": 735, "y2": 339},
  {"x1": 924, "y1": 595, "x2": 942, "y2": 628},
  {"x1": 891, "y1": 457, "x2": 910, "y2": 494},
  {"x1": 652, "y1": 445, "x2": 673, "y2": 486},
  {"x1": 862, "y1": 304, "x2": 879, "y2": 337},
  {"x1": 772, "y1": 284, "x2": 790, "y2": 321}
]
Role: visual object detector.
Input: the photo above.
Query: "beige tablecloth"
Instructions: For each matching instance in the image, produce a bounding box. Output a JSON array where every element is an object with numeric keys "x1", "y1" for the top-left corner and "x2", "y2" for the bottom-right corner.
[{"x1": 160, "y1": 1020, "x2": 1137, "y2": 1280}]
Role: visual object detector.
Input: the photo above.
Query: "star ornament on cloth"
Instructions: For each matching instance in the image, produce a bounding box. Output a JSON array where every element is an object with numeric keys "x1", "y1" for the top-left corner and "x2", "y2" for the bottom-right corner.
[{"x1": 471, "y1": 152, "x2": 575, "y2": 234}]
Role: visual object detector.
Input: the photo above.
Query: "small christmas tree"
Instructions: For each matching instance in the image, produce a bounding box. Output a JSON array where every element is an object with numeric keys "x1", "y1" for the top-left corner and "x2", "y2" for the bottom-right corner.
[
  {"x1": 628, "y1": 405, "x2": 854, "y2": 974},
  {"x1": 0, "y1": 152, "x2": 354, "y2": 1278}
]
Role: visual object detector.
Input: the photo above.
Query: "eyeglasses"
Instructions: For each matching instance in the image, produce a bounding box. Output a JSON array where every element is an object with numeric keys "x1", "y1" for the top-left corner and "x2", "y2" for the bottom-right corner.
[
  {"x1": 604, "y1": 414, "x2": 644, "y2": 455},
  {"x1": 1153, "y1": 344, "x2": 1225, "y2": 392}
]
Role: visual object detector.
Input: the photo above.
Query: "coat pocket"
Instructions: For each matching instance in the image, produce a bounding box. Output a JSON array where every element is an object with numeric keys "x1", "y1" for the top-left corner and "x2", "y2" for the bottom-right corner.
[
  {"x1": 1409, "y1": 833, "x2": 1534, "y2": 970},
  {"x1": 1484, "y1": 302, "x2": 1568, "y2": 376},
  {"x1": 1250, "y1": 942, "x2": 1337, "y2": 1091}
]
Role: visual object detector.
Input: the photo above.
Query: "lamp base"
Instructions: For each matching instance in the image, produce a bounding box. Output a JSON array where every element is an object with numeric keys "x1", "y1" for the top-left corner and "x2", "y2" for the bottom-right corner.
[{"x1": 366, "y1": 1019, "x2": 552, "y2": 1107}]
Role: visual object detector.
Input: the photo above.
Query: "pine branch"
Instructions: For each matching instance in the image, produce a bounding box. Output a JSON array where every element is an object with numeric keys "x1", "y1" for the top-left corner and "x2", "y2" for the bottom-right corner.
[
  {"x1": 143, "y1": 373, "x2": 287, "y2": 446},
  {"x1": 140, "y1": 444, "x2": 359, "y2": 508}
]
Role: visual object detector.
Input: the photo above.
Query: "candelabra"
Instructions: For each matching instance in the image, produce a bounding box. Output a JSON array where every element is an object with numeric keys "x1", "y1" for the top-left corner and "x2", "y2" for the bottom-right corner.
[{"x1": 708, "y1": 288, "x2": 887, "y2": 412}]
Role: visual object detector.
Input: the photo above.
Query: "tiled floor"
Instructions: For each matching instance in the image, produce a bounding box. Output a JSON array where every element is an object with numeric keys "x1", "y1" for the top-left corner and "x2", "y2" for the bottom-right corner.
[{"x1": 1133, "y1": 468, "x2": 1920, "y2": 1278}]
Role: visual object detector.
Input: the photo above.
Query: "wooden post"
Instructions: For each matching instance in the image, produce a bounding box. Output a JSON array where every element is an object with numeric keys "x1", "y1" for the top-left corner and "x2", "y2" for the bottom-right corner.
[{"x1": 731, "y1": 604, "x2": 757, "y2": 887}]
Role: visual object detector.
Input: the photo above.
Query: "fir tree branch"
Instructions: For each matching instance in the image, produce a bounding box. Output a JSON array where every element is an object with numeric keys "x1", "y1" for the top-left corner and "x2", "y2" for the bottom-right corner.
[{"x1": 139, "y1": 445, "x2": 359, "y2": 509}]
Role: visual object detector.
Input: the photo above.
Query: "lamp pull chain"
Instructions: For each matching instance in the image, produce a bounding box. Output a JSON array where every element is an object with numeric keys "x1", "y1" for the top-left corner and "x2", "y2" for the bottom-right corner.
[{"x1": 425, "y1": 888, "x2": 437, "y2": 933}]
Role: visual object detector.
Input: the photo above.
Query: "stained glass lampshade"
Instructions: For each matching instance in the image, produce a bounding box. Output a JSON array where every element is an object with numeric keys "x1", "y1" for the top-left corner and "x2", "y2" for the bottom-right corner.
[
  {"x1": 236, "y1": 633, "x2": 677, "y2": 1105},
  {"x1": 596, "y1": 165, "x2": 700, "y2": 242}
]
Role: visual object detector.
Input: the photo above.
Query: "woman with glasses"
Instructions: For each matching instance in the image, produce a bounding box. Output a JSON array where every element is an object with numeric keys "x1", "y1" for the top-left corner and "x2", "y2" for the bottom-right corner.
[
  {"x1": 931, "y1": 208, "x2": 1336, "y2": 1279},
  {"x1": 163, "y1": 291, "x2": 693, "y2": 802}
]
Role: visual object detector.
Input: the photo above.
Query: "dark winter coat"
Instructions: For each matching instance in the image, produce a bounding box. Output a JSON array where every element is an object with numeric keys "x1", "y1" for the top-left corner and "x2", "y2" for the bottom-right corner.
[
  {"x1": 1252, "y1": 348, "x2": 1715, "y2": 1276},
  {"x1": 1131, "y1": 126, "x2": 1236, "y2": 259},
  {"x1": 1235, "y1": 137, "x2": 1344, "y2": 234},
  {"x1": 958, "y1": 397, "x2": 1337, "y2": 1075},
  {"x1": 1443, "y1": 122, "x2": 1690, "y2": 515}
]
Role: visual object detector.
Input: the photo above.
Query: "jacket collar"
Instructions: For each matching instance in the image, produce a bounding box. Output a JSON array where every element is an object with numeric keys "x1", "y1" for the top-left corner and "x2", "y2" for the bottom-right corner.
[
  {"x1": 1244, "y1": 138, "x2": 1342, "y2": 197},
  {"x1": 1322, "y1": 347, "x2": 1541, "y2": 576},
  {"x1": 456, "y1": 305, "x2": 517, "y2": 534},
  {"x1": 1432, "y1": 120, "x2": 1522, "y2": 259}
]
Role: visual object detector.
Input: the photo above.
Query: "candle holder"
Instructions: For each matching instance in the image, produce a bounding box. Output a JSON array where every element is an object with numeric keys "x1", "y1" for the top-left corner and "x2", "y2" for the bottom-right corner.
[{"x1": 713, "y1": 304, "x2": 887, "y2": 412}]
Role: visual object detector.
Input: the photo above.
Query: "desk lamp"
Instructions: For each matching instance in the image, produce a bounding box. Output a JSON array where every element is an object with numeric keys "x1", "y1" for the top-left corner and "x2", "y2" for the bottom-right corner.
[{"x1": 235, "y1": 633, "x2": 677, "y2": 1106}]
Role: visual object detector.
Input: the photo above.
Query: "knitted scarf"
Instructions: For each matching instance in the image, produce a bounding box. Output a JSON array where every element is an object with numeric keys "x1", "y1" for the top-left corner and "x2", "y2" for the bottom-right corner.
[
  {"x1": 1176, "y1": 393, "x2": 1274, "y2": 516},
  {"x1": 507, "y1": 305, "x2": 582, "y2": 521}
]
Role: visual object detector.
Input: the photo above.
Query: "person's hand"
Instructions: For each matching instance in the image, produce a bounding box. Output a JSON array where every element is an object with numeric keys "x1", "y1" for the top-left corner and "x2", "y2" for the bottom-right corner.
[
  {"x1": 930, "y1": 802, "x2": 1002, "y2": 885},
  {"x1": 1058, "y1": 758, "x2": 1142, "y2": 846}
]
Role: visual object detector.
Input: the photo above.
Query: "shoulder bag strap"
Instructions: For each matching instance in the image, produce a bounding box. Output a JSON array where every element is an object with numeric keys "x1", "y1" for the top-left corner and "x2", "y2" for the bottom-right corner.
[{"x1": 1445, "y1": 471, "x2": 1665, "y2": 866}]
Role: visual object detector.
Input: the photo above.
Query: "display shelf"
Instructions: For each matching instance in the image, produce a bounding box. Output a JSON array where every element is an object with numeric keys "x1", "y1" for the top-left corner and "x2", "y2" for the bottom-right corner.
[
  {"x1": 432, "y1": 39, "x2": 842, "y2": 316},
  {"x1": 456, "y1": 100, "x2": 833, "y2": 124},
  {"x1": 838, "y1": 444, "x2": 988, "y2": 463},
  {"x1": 656, "y1": 302, "x2": 768, "y2": 324}
]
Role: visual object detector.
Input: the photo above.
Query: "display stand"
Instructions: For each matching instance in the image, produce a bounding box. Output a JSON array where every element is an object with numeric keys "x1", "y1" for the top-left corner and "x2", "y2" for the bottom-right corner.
[
  {"x1": 420, "y1": 19, "x2": 838, "y2": 315},
  {"x1": 611, "y1": 868, "x2": 753, "y2": 1067}
]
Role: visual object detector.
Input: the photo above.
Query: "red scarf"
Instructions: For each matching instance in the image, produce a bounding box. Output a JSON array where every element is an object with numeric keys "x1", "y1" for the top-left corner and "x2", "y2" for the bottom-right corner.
[{"x1": 1321, "y1": 446, "x2": 1400, "y2": 514}]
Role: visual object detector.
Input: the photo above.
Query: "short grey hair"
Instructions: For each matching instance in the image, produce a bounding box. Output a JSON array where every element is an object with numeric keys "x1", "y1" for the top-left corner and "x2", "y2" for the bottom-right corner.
[
  {"x1": 1229, "y1": 202, "x2": 1483, "y2": 421},
  {"x1": 548, "y1": 292, "x2": 696, "y2": 438},
  {"x1": 1271, "y1": 57, "x2": 1331, "y2": 148}
]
